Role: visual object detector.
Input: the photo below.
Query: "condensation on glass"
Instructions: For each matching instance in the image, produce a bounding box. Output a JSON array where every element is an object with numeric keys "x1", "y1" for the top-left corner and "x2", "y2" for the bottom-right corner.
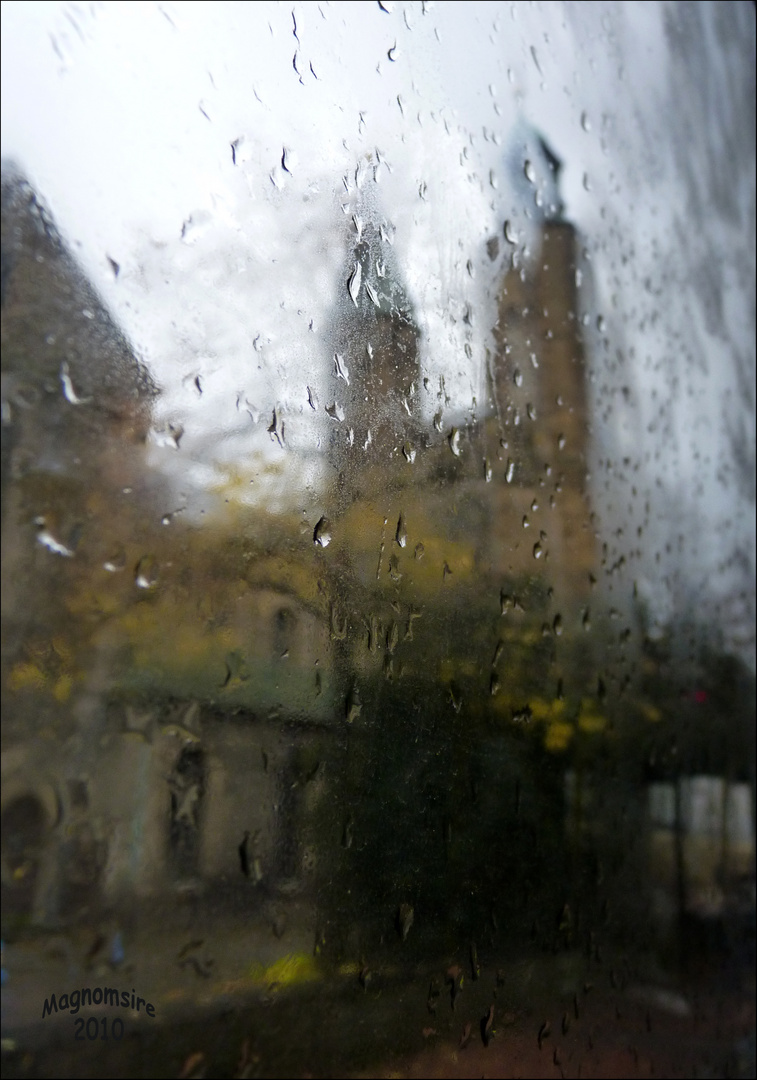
[{"x1": 1, "y1": 3, "x2": 754, "y2": 1078}]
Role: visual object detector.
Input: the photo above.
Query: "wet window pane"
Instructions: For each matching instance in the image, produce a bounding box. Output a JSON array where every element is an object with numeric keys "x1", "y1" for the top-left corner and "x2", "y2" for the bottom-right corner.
[{"x1": 1, "y1": 3, "x2": 755, "y2": 1077}]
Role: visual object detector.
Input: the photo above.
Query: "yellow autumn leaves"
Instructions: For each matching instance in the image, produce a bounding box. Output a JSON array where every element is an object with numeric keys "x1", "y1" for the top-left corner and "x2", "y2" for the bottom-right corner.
[
  {"x1": 8, "y1": 636, "x2": 78, "y2": 702},
  {"x1": 521, "y1": 696, "x2": 608, "y2": 753}
]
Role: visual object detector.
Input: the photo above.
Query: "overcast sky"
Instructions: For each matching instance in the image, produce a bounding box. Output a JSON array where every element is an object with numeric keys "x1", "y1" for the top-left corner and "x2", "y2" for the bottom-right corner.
[{"x1": 2, "y1": 0, "x2": 755, "y2": 659}]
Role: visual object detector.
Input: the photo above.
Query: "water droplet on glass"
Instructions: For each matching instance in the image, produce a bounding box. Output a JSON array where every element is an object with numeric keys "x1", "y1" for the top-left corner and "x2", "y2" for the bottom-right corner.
[
  {"x1": 35, "y1": 519, "x2": 74, "y2": 558},
  {"x1": 326, "y1": 401, "x2": 345, "y2": 422},
  {"x1": 484, "y1": 458, "x2": 492, "y2": 482},
  {"x1": 557, "y1": 434, "x2": 566, "y2": 450},
  {"x1": 180, "y1": 211, "x2": 212, "y2": 245},
  {"x1": 333, "y1": 353, "x2": 350, "y2": 384},
  {"x1": 490, "y1": 673, "x2": 501, "y2": 696},
  {"x1": 268, "y1": 406, "x2": 285, "y2": 447},
  {"x1": 447, "y1": 964, "x2": 464, "y2": 1009},
  {"x1": 596, "y1": 314, "x2": 606, "y2": 332},
  {"x1": 330, "y1": 604, "x2": 347, "y2": 640},
  {"x1": 522, "y1": 515, "x2": 530, "y2": 529},
  {"x1": 482, "y1": 1003, "x2": 495, "y2": 1047},
  {"x1": 403, "y1": 608, "x2": 421, "y2": 642},
  {"x1": 580, "y1": 111, "x2": 591, "y2": 132},
  {"x1": 307, "y1": 386, "x2": 318, "y2": 410},
  {"x1": 149, "y1": 423, "x2": 183, "y2": 450},
  {"x1": 60, "y1": 361, "x2": 91, "y2": 405},
  {"x1": 513, "y1": 368, "x2": 523, "y2": 387},
  {"x1": 433, "y1": 410, "x2": 443, "y2": 432},
  {"x1": 448, "y1": 428, "x2": 461, "y2": 457},
  {"x1": 380, "y1": 217, "x2": 398, "y2": 244},
  {"x1": 397, "y1": 903, "x2": 414, "y2": 940},
  {"x1": 533, "y1": 541, "x2": 544, "y2": 559},
  {"x1": 366, "y1": 613, "x2": 381, "y2": 654},
  {"x1": 414, "y1": 543, "x2": 425, "y2": 561},
  {"x1": 526, "y1": 403, "x2": 536, "y2": 420},
  {"x1": 505, "y1": 459, "x2": 515, "y2": 483},
  {"x1": 347, "y1": 261, "x2": 362, "y2": 305},
  {"x1": 103, "y1": 546, "x2": 126, "y2": 572},
  {"x1": 387, "y1": 42, "x2": 398, "y2": 61},
  {"x1": 553, "y1": 614, "x2": 563, "y2": 636},
  {"x1": 346, "y1": 686, "x2": 362, "y2": 723},
  {"x1": 135, "y1": 556, "x2": 158, "y2": 589},
  {"x1": 504, "y1": 219, "x2": 518, "y2": 244},
  {"x1": 512, "y1": 704, "x2": 532, "y2": 723},
  {"x1": 402, "y1": 441, "x2": 416, "y2": 463},
  {"x1": 313, "y1": 517, "x2": 332, "y2": 547},
  {"x1": 396, "y1": 514, "x2": 408, "y2": 548},
  {"x1": 524, "y1": 160, "x2": 536, "y2": 184}
]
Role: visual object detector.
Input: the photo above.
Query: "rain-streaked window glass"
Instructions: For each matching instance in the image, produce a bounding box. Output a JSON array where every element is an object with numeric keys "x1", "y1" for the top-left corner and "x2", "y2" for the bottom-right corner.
[{"x1": 1, "y1": 3, "x2": 754, "y2": 1077}]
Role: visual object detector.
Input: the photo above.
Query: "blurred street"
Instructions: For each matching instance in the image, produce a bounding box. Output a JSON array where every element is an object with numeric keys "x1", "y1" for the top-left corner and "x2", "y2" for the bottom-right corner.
[{"x1": 2, "y1": 909, "x2": 754, "y2": 1078}]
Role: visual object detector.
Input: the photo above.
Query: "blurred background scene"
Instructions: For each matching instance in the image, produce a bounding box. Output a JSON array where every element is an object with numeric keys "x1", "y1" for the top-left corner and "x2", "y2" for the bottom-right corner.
[{"x1": 1, "y1": 2, "x2": 754, "y2": 1077}]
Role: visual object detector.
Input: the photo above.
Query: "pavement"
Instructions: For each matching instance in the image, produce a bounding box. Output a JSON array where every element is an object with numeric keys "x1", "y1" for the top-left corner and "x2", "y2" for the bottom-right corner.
[{"x1": 1, "y1": 910, "x2": 754, "y2": 1079}]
